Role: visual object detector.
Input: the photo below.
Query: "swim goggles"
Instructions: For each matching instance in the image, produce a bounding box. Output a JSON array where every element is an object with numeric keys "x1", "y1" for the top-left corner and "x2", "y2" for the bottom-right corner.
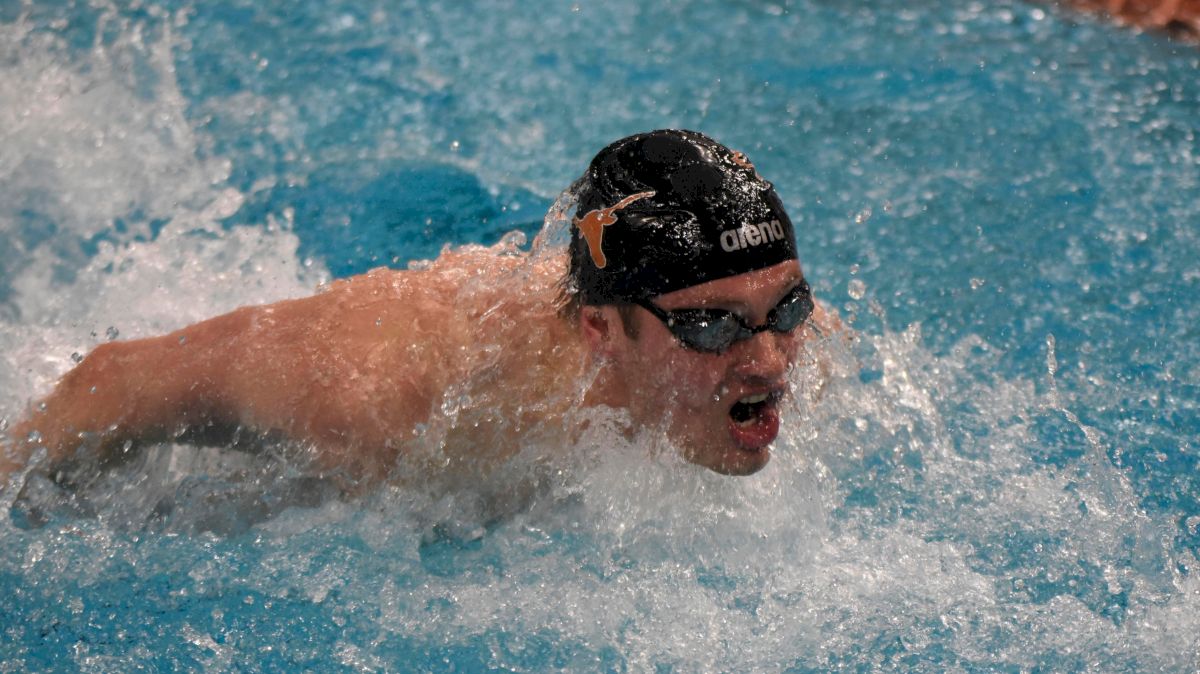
[{"x1": 634, "y1": 279, "x2": 814, "y2": 354}]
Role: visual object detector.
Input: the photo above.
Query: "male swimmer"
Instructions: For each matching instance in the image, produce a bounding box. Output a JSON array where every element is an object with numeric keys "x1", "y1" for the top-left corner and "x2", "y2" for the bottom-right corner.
[{"x1": 1, "y1": 129, "x2": 836, "y2": 488}]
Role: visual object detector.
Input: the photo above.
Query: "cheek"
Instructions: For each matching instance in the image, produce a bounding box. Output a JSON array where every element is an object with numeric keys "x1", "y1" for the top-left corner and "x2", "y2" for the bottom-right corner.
[
  {"x1": 657, "y1": 353, "x2": 728, "y2": 405},
  {"x1": 619, "y1": 327, "x2": 728, "y2": 405}
]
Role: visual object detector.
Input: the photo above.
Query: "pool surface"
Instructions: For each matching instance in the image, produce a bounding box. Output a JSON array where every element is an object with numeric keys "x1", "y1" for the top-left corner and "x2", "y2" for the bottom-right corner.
[{"x1": 2, "y1": 0, "x2": 1199, "y2": 670}]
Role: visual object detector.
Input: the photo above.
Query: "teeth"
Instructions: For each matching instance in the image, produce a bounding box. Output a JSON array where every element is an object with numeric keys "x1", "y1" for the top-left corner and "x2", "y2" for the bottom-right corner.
[{"x1": 739, "y1": 393, "x2": 769, "y2": 405}]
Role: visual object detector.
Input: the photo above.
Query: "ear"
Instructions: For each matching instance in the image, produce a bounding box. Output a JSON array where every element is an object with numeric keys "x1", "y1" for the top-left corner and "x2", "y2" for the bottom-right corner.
[{"x1": 579, "y1": 306, "x2": 618, "y2": 357}]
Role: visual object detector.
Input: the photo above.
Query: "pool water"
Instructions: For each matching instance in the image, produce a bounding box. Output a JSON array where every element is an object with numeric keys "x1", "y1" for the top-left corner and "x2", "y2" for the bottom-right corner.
[{"x1": 2, "y1": 0, "x2": 1200, "y2": 670}]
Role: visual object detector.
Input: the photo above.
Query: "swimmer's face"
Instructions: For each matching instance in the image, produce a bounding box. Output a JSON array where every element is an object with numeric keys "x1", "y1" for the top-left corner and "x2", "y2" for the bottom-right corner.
[{"x1": 598, "y1": 260, "x2": 811, "y2": 475}]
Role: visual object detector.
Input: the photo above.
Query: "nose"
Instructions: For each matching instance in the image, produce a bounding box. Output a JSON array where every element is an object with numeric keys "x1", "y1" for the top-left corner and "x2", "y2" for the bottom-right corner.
[{"x1": 731, "y1": 329, "x2": 791, "y2": 382}]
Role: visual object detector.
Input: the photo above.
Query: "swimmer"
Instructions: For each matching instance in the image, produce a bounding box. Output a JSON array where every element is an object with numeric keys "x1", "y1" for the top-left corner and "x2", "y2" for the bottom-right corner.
[{"x1": 1, "y1": 129, "x2": 838, "y2": 490}]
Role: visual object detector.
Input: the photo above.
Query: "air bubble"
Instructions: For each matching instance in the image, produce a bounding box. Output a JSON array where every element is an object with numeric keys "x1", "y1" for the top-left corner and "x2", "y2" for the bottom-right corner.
[
  {"x1": 970, "y1": 278, "x2": 985, "y2": 290},
  {"x1": 26, "y1": 430, "x2": 43, "y2": 443},
  {"x1": 106, "y1": 326, "x2": 120, "y2": 340},
  {"x1": 71, "y1": 352, "x2": 83, "y2": 363},
  {"x1": 848, "y1": 279, "x2": 866, "y2": 300}
]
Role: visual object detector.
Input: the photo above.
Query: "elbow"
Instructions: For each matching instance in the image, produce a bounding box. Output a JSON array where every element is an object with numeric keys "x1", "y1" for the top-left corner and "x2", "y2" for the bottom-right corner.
[
  {"x1": 54, "y1": 340, "x2": 133, "y2": 439},
  {"x1": 64, "y1": 341, "x2": 127, "y2": 401}
]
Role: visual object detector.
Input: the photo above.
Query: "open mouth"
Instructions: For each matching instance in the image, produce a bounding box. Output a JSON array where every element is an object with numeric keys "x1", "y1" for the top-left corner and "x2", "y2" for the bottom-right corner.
[
  {"x1": 730, "y1": 392, "x2": 775, "y2": 425},
  {"x1": 726, "y1": 391, "x2": 782, "y2": 451}
]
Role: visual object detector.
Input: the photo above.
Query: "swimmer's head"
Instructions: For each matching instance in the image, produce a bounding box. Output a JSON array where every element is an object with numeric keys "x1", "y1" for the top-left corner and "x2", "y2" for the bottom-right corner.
[{"x1": 560, "y1": 129, "x2": 797, "y2": 316}]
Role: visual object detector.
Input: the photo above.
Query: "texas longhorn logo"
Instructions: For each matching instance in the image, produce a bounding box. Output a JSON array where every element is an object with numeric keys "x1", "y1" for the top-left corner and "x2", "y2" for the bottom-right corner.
[
  {"x1": 573, "y1": 191, "x2": 656, "y2": 269},
  {"x1": 730, "y1": 150, "x2": 761, "y2": 179}
]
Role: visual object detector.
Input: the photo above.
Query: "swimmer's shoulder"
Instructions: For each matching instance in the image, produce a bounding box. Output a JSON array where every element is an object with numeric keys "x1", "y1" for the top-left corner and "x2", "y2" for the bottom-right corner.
[{"x1": 303, "y1": 248, "x2": 572, "y2": 350}]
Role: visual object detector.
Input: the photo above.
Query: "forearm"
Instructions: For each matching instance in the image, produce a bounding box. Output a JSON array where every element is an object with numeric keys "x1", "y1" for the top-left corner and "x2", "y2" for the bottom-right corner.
[{"x1": 8, "y1": 334, "x2": 225, "y2": 473}]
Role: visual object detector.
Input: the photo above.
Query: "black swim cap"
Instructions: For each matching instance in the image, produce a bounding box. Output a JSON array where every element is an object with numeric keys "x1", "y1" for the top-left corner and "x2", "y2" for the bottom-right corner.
[{"x1": 569, "y1": 129, "x2": 797, "y2": 304}]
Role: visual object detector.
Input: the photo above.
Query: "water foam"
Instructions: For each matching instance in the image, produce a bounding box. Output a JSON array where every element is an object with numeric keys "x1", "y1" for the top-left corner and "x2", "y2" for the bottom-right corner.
[
  {"x1": 2, "y1": 2, "x2": 1198, "y2": 670},
  {"x1": 0, "y1": 8, "x2": 327, "y2": 413}
]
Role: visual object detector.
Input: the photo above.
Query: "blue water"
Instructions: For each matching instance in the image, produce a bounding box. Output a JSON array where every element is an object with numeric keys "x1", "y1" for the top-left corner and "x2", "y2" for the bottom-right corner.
[{"x1": 2, "y1": 0, "x2": 1199, "y2": 670}]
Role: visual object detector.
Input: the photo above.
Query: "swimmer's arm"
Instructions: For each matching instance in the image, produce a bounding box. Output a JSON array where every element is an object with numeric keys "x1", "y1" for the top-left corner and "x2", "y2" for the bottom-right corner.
[
  {"x1": 4, "y1": 307, "x2": 262, "y2": 478},
  {"x1": 4, "y1": 278, "x2": 436, "y2": 483}
]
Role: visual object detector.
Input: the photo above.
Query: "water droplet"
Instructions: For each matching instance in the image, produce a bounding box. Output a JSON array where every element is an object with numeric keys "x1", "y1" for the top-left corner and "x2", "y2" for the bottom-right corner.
[
  {"x1": 0, "y1": 418, "x2": 8, "y2": 432},
  {"x1": 375, "y1": 318, "x2": 383, "y2": 327},
  {"x1": 71, "y1": 352, "x2": 83, "y2": 363},
  {"x1": 26, "y1": 430, "x2": 43, "y2": 443},
  {"x1": 89, "y1": 386, "x2": 97, "y2": 394},
  {"x1": 105, "y1": 326, "x2": 120, "y2": 340},
  {"x1": 848, "y1": 279, "x2": 867, "y2": 300},
  {"x1": 38, "y1": 402, "x2": 47, "y2": 412},
  {"x1": 849, "y1": 264, "x2": 860, "y2": 275},
  {"x1": 450, "y1": 140, "x2": 460, "y2": 151},
  {"x1": 853, "y1": 207, "x2": 872, "y2": 224},
  {"x1": 499, "y1": 230, "x2": 527, "y2": 251},
  {"x1": 970, "y1": 277, "x2": 985, "y2": 290},
  {"x1": 178, "y1": 336, "x2": 187, "y2": 345}
]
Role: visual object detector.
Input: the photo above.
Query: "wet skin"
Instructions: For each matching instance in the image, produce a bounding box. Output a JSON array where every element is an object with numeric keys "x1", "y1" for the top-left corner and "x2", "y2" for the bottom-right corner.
[
  {"x1": 3, "y1": 247, "x2": 587, "y2": 486},
  {"x1": 2, "y1": 250, "x2": 831, "y2": 488},
  {"x1": 583, "y1": 259, "x2": 820, "y2": 476}
]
